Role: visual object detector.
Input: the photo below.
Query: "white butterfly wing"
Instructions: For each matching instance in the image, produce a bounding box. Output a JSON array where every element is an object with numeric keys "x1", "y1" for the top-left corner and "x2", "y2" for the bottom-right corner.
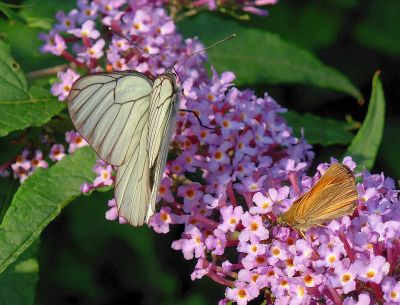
[
  {"x1": 146, "y1": 73, "x2": 179, "y2": 221},
  {"x1": 68, "y1": 72, "x2": 153, "y2": 166},
  {"x1": 114, "y1": 121, "x2": 150, "y2": 226},
  {"x1": 68, "y1": 71, "x2": 179, "y2": 226}
]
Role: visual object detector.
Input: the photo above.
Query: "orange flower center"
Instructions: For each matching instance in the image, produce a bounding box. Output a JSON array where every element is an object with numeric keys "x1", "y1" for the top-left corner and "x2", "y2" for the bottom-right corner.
[
  {"x1": 328, "y1": 255, "x2": 336, "y2": 264},
  {"x1": 286, "y1": 258, "x2": 294, "y2": 267},
  {"x1": 272, "y1": 248, "x2": 280, "y2": 256},
  {"x1": 341, "y1": 273, "x2": 352, "y2": 283},
  {"x1": 287, "y1": 238, "x2": 295, "y2": 246},
  {"x1": 304, "y1": 275, "x2": 313, "y2": 285},
  {"x1": 159, "y1": 186, "x2": 166, "y2": 195},
  {"x1": 186, "y1": 189, "x2": 195, "y2": 198},
  {"x1": 160, "y1": 212, "x2": 170, "y2": 222},
  {"x1": 366, "y1": 270, "x2": 376, "y2": 278},
  {"x1": 238, "y1": 289, "x2": 247, "y2": 298},
  {"x1": 256, "y1": 256, "x2": 266, "y2": 264},
  {"x1": 250, "y1": 222, "x2": 258, "y2": 231},
  {"x1": 250, "y1": 245, "x2": 258, "y2": 253},
  {"x1": 214, "y1": 151, "x2": 222, "y2": 160}
]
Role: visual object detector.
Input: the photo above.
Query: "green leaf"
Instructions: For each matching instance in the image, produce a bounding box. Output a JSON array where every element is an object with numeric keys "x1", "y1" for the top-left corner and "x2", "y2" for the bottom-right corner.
[
  {"x1": 0, "y1": 242, "x2": 39, "y2": 305},
  {"x1": 252, "y1": 3, "x2": 342, "y2": 51},
  {"x1": 0, "y1": 40, "x2": 27, "y2": 93},
  {"x1": 345, "y1": 72, "x2": 385, "y2": 170},
  {"x1": 283, "y1": 111, "x2": 354, "y2": 146},
  {"x1": 0, "y1": 2, "x2": 27, "y2": 24},
  {"x1": 0, "y1": 147, "x2": 96, "y2": 274},
  {"x1": 178, "y1": 13, "x2": 362, "y2": 100},
  {"x1": 69, "y1": 192, "x2": 178, "y2": 298},
  {"x1": 0, "y1": 21, "x2": 63, "y2": 72},
  {"x1": 0, "y1": 40, "x2": 65, "y2": 137},
  {"x1": 354, "y1": 0, "x2": 400, "y2": 56},
  {"x1": 379, "y1": 123, "x2": 400, "y2": 179},
  {"x1": 25, "y1": 16, "x2": 53, "y2": 30},
  {"x1": 0, "y1": 0, "x2": 75, "y2": 72}
]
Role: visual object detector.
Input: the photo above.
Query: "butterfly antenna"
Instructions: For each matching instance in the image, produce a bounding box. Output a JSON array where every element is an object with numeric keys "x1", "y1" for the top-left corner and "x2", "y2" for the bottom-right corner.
[
  {"x1": 172, "y1": 33, "x2": 236, "y2": 68},
  {"x1": 170, "y1": 34, "x2": 236, "y2": 84},
  {"x1": 109, "y1": 27, "x2": 163, "y2": 65}
]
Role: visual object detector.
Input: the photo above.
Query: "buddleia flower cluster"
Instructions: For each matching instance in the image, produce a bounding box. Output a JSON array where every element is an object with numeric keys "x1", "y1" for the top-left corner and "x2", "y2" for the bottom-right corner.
[
  {"x1": 166, "y1": 0, "x2": 278, "y2": 18},
  {"x1": 7, "y1": 131, "x2": 88, "y2": 183},
  {"x1": 38, "y1": 0, "x2": 400, "y2": 305}
]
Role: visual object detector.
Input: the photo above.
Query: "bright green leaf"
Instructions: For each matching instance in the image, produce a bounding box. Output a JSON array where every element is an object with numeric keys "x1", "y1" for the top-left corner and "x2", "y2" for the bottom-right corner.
[
  {"x1": 178, "y1": 13, "x2": 362, "y2": 100},
  {"x1": 0, "y1": 40, "x2": 65, "y2": 137},
  {"x1": 345, "y1": 72, "x2": 385, "y2": 170},
  {"x1": 25, "y1": 16, "x2": 53, "y2": 30},
  {"x1": 0, "y1": 147, "x2": 96, "y2": 274},
  {"x1": 0, "y1": 242, "x2": 39, "y2": 305},
  {"x1": 283, "y1": 111, "x2": 354, "y2": 146}
]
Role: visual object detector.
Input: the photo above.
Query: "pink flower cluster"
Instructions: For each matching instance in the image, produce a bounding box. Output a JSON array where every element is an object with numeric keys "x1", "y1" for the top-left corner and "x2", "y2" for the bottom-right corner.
[
  {"x1": 169, "y1": 157, "x2": 400, "y2": 305},
  {"x1": 8, "y1": 131, "x2": 88, "y2": 183},
  {"x1": 169, "y1": 0, "x2": 278, "y2": 17},
  {"x1": 40, "y1": 1, "x2": 400, "y2": 305}
]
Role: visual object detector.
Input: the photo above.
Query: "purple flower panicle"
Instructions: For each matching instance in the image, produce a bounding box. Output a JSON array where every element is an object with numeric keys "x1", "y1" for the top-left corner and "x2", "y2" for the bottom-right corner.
[{"x1": 36, "y1": 1, "x2": 400, "y2": 304}]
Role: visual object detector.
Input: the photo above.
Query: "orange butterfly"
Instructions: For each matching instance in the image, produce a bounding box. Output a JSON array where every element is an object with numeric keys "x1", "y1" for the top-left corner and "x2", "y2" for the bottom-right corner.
[{"x1": 277, "y1": 163, "x2": 358, "y2": 238}]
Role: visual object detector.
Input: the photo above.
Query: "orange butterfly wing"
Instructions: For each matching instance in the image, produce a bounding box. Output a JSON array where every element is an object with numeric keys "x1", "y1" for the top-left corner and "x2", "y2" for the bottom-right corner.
[{"x1": 279, "y1": 163, "x2": 358, "y2": 232}]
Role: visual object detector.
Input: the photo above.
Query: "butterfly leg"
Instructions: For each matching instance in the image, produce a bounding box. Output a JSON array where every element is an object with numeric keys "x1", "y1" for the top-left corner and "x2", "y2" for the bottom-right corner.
[{"x1": 179, "y1": 109, "x2": 214, "y2": 129}]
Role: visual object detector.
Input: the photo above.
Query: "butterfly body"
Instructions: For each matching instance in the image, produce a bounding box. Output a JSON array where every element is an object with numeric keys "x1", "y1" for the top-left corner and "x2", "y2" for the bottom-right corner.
[
  {"x1": 68, "y1": 70, "x2": 180, "y2": 226},
  {"x1": 277, "y1": 163, "x2": 358, "y2": 234}
]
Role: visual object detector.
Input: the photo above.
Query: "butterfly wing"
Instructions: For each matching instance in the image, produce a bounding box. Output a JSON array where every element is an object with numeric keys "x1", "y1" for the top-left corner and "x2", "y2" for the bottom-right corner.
[
  {"x1": 281, "y1": 164, "x2": 357, "y2": 231},
  {"x1": 114, "y1": 125, "x2": 150, "y2": 226},
  {"x1": 145, "y1": 73, "x2": 179, "y2": 221},
  {"x1": 302, "y1": 164, "x2": 357, "y2": 225},
  {"x1": 68, "y1": 71, "x2": 154, "y2": 226},
  {"x1": 68, "y1": 71, "x2": 153, "y2": 166}
]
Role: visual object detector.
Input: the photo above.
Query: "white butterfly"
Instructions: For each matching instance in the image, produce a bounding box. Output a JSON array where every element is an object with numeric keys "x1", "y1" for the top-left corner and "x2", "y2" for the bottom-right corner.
[
  {"x1": 67, "y1": 33, "x2": 234, "y2": 226},
  {"x1": 67, "y1": 70, "x2": 179, "y2": 226}
]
